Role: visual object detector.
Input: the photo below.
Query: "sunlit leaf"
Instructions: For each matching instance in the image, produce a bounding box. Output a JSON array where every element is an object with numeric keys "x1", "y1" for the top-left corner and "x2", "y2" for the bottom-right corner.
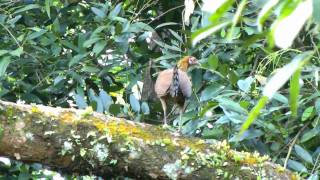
[
  {"x1": 308, "y1": 173, "x2": 319, "y2": 180},
  {"x1": 192, "y1": 21, "x2": 231, "y2": 46},
  {"x1": 155, "y1": 22, "x2": 179, "y2": 29},
  {"x1": 257, "y1": 0, "x2": 279, "y2": 32},
  {"x1": 202, "y1": 0, "x2": 234, "y2": 22},
  {"x1": 227, "y1": 0, "x2": 247, "y2": 41},
  {"x1": 289, "y1": 68, "x2": 301, "y2": 118},
  {"x1": 273, "y1": 0, "x2": 313, "y2": 48},
  {"x1": 263, "y1": 52, "x2": 313, "y2": 99},
  {"x1": 240, "y1": 96, "x2": 268, "y2": 135},
  {"x1": 301, "y1": 106, "x2": 315, "y2": 122}
]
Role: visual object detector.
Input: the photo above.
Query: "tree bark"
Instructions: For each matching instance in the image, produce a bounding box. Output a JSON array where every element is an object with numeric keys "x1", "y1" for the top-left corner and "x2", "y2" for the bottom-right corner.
[{"x1": 0, "y1": 100, "x2": 297, "y2": 179}]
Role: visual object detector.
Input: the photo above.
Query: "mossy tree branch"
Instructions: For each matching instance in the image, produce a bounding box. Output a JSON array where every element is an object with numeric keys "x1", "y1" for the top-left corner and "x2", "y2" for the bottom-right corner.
[{"x1": 0, "y1": 100, "x2": 296, "y2": 179}]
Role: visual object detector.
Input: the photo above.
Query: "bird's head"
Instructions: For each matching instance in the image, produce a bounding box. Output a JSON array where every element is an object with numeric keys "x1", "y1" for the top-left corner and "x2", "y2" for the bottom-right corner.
[{"x1": 177, "y1": 56, "x2": 199, "y2": 71}]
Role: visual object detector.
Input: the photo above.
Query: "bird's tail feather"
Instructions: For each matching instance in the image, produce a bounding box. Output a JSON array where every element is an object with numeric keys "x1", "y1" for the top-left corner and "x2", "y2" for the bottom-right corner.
[{"x1": 169, "y1": 65, "x2": 179, "y2": 97}]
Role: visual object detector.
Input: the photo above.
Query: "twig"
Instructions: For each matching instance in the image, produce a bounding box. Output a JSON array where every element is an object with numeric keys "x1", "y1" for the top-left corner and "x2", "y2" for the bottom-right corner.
[
  {"x1": 0, "y1": 22, "x2": 21, "y2": 47},
  {"x1": 283, "y1": 122, "x2": 310, "y2": 168},
  {"x1": 148, "y1": 5, "x2": 184, "y2": 25}
]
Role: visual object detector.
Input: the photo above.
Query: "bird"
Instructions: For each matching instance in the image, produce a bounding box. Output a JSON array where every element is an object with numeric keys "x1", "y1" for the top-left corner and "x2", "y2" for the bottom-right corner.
[{"x1": 154, "y1": 56, "x2": 199, "y2": 130}]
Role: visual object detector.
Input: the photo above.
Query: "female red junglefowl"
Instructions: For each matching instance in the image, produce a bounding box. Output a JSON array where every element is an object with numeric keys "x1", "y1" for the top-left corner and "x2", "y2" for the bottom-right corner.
[{"x1": 154, "y1": 56, "x2": 198, "y2": 128}]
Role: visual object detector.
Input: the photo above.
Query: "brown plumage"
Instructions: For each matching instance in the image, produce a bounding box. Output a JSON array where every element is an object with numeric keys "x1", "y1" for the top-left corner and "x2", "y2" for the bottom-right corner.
[{"x1": 154, "y1": 56, "x2": 199, "y2": 127}]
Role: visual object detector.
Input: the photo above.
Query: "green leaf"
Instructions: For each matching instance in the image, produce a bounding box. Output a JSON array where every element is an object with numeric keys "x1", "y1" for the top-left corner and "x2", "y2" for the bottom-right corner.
[
  {"x1": 152, "y1": 39, "x2": 182, "y2": 52},
  {"x1": 69, "y1": 53, "x2": 88, "y2": 67},
  {"x1": 13, "y1": 4, "x2": 41, "y2": 15},
  {"x1": 99, "y1": 90, "x2": 113, "y2": 112},
  {"x1": 227, "y1": 0, "x2": 247, "y2": 41},
  {"x1": 240, "y1": 96, "x2": 268, "y2": 135},
  {"x1": 208, "y1": 0, "x2": 235, "y2": 22},
  {"x1": 218, "y1": 98, "x2": 248, "y2": 115},
  {"x1": 129, "y1": 94, "x2": 140, "y2": 112},
  {"x1": 155, "y1": 22, "x2": 179, "y2": 29},
  {"x1": 286, "y1": 159, "x2": 308, "y2": 172},
  {"x1": 263, "y1": 52, "x2": 313, "y2": 99},
  {"x1": 300, "y1": 126, "x2": 320, "y2": 143},
  {"x1": 315, "y1": 98, "x2": 320, "y2": 115},
  {"x1": 109, "y1": 104, "x2": 122, "y2": 115},
  {"x1": 207, "y1": 54, "x2": 219, "y2": 70},
  {"x1": 109, "y1": 3, "x2": 122, "y2": 19},
  {"x1": 93, "y1": 41, "x2": 107, "y2": 55},
  {"x1": 237, "y1": 76, "x2": 254, "y2": 93},
  {"x1": 273, "y1": 0, "x2": 313, "y2": 48},
  {"x1": 257, "y1": 0, "x2": 280, "y2": 31},
  {"x1": 91, "y1": 7, "x2": 106, "y2": 18},
  {"x1": 0, "y1": 56, "x2": 11, "y2": 77},
  {"x1": 313, "y1": 0, "x2": 320, "y2": 23},
  {"x1": 130, "y1": 22, "x2": 154, "y2": 32},
  {"x1": 0, "y1": 50, "x2": 8, "y2": 56},
  {"x1": 61, "y1": 40, "x2": 79, "y2": 52},
  {"x1": 9, "y1": 47, "x2": 23, "y2": 57},
  {"x1": 308, "y1": 174, "x2": 319, "y2": 180},
  {"x1": 83, "y1": 37, "x2": 102, "y2": 48},
  {"x1": 141, "y1": 102, "x2": 150, "y2": 115},
  {"x1": 192, "y1": 21, "x2": 231, "y2": 46},
  {"x1": 155, "y1": 54, "x2": 180, "y2": 61},
  {"x1": 200, "y1": 85, "x2": 224, "y2": 102},
  {"x1": 294, "y1": 145, "x2": 313, "y2": 164},
  {"x1": 169, "y1": 29, "x2": 183, "y2": 43},
  {"x1": 7, "y1": 15, "x2": 22, "y2": 26},
  {"x1": 289, "y1": 68, "x2": 301, "y2": 118},
  {"x1": 301, "y1": 106, "x2": 315, "y2": 122},
  {"x1": 45, "y1": 0, "x2": 52, "y2": 18},
  {"x1": 75, "y1": 94, "x2": 88, "y2": 109},
  {"x1": 82, "y1": 66, "x2": 100, "y2": 73},
  {"x1": 27, "y1": 29, "x2": 47, "y2": 40}
]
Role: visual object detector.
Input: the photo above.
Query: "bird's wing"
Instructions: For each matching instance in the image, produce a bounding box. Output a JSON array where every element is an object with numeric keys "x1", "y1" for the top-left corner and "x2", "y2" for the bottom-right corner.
[
  {"x1": 178, "y1": 70, "x2": 192, "y2": 98},
  {"x1": 154, "y1": 69, "x2": 173, "y2": 97}
]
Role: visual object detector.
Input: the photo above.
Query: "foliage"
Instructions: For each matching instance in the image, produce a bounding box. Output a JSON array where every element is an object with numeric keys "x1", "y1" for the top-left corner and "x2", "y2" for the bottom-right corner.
[{"x1": 0, "y1": 0, "x2": 319, "y2": 179}]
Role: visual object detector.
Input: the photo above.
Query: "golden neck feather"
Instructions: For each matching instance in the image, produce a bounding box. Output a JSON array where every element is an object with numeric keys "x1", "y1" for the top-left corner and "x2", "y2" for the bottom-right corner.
[{"x1": 177, "y1": 56, "x2": 190, "y2": 71}]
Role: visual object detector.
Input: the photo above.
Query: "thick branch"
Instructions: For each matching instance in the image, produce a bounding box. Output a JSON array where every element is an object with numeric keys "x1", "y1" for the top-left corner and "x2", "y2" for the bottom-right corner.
[{"x1": 0, "y1": 100, "x2": 297, "y2": 179}]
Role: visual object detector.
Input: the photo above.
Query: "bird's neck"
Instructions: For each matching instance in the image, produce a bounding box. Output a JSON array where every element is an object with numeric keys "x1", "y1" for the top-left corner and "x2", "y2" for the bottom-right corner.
[{"x1": 177, "y1": 57, "x2": 189, "y2": 71}]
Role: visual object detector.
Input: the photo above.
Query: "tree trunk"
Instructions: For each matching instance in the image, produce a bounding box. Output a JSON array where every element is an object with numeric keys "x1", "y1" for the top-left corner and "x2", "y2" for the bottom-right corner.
[{"x1": 0, "y1": 100, "x2": 297, "y2": 179}]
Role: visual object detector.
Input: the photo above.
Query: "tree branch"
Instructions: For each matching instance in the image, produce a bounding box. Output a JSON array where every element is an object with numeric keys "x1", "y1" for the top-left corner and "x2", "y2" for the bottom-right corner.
[{"x1": 0, "y1": 100, "x2": 297, "y2": 179}]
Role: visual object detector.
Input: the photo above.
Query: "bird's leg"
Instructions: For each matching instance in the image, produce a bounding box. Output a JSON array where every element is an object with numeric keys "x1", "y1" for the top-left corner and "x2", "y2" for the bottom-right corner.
[
  {"x1": 159, "y1": 98, "x2": 167, "y2": 125},
  {"x1": 178, "y1": 108, "x2": 183, "y2": 132}
]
